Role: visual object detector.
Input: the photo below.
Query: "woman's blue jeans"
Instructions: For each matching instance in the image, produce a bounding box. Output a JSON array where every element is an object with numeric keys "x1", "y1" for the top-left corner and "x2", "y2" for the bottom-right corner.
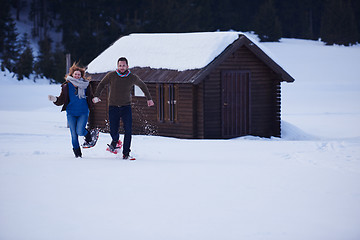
[
  {"x1": 109, "y1": 105, "x2": 132, "y2": 156},
  {"x1": 67, "y1": 113, "x2": 89, "y2": 149}
]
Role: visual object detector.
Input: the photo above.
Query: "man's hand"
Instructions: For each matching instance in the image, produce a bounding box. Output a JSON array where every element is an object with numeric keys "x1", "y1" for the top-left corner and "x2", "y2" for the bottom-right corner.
[
  {"x1": 147, "y1": 100, "x2": 154, "y2": 107},
  {"x1": 92, "y1": 97, "x2": 101, "y2": 103}
]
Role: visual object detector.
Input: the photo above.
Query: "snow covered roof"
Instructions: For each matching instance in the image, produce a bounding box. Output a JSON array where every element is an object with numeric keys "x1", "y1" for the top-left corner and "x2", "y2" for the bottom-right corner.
[
  {"x1": 86, "y1": 31, "x2": 294, "y2": 83},
  {"x1": 87, "y1": 32, "x2": 242, "y2": 73}
]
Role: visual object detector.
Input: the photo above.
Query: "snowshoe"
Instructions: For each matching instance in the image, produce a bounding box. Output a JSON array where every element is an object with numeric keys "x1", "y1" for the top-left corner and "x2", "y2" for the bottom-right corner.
[
  {"x1": 106, "y1": 140, "x2": 122, "y2": 154},
  {"x1": 82, "y1": 128, "x2": 100, "y2": 148}
]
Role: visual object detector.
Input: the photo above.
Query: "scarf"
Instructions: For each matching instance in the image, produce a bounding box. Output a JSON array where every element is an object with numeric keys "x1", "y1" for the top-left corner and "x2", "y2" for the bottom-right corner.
[
  {"x1": 66, "y1": 76, "x2": 89, "y2": 99},
  {"x1": 116, "y1": 69, "x2": 131, "y2": 77}
]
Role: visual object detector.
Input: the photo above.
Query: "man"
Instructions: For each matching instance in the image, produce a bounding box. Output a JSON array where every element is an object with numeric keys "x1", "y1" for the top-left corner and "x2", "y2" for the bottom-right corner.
[{"x1": 92, "y1": 57, "x2": 154, "y2": 159}]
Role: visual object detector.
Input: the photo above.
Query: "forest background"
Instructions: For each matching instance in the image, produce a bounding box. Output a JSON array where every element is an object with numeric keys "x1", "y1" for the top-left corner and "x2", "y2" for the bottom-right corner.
[{"x1": 1, "y1": 0, "x2": 359, "y2": 83}]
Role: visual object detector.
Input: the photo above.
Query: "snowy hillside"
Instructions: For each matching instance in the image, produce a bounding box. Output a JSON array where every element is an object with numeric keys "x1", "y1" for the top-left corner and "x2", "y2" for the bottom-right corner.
[{"x1": 0, "y1": 36, "x2": 360, "y2": 240}]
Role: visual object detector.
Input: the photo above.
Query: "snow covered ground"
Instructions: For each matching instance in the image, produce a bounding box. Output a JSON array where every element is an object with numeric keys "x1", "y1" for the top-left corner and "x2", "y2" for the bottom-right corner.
[{"x1": 0, "y1": 38, "x2": 360, "y2": 240}]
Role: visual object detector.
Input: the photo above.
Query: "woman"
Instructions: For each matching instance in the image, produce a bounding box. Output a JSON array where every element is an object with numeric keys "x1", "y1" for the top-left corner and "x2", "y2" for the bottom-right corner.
[{"x1": 48, "y1": 63, "x2": 98, "y2": 158}]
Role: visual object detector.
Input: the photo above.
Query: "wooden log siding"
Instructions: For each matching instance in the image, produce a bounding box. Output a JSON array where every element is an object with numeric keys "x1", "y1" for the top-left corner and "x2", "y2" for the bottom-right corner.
[
  {"x1": 201, "y1": 45, "x2": 282, "y2": 138},
  {"x1": 196, "y1": 82, "x2": 204, "y2": 139},
  {"x1": 132, "y1": 83, "x2": 195, "y2": 138},
  {"x1": 88, "y1": 81, "x2": 110, "y2": 131}
]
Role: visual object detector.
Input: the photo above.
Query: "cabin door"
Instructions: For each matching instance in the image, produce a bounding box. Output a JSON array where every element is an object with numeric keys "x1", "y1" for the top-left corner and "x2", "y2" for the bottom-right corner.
[{"x1": 221, "y1": 71, "x2": 251, "y2": 138}]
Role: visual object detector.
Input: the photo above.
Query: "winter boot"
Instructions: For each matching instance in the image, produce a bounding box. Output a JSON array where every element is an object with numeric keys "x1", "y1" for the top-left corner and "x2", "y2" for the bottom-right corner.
[
  {"x1": 84, "y1": 130, "x2": 92, "y2": 143},
  {"x1": 73, "y1": 147, "x2": 82, "y2": 158},
  {"x1": 108, "y1": 140, "x2": 118, "y2": 152},
  {"x1": 123, "y1": 154, "x2": 136, "y2": 160}
]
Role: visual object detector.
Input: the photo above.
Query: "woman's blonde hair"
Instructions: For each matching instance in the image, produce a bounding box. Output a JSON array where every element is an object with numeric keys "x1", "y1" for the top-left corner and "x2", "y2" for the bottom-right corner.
[{"x1": 65, "y1": 62, "x2": 88, "y2": 80}]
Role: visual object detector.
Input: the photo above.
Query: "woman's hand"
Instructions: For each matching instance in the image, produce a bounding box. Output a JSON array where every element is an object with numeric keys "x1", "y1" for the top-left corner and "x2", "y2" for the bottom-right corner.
[{"x1": 48, "y1": 95, "x2": 57, "y2": 102}]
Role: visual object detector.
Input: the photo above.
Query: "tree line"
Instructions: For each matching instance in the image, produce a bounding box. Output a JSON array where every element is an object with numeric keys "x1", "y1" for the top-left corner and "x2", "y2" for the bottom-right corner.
[{"x1": 1, "y1": 0, "x2": 359, "y2": 83}]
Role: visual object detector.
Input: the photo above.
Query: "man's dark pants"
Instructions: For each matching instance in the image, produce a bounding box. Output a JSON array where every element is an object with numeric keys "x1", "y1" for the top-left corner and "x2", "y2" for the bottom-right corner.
[{"x1": 109, "y1": 105, "x2": 132, "y2": 156}]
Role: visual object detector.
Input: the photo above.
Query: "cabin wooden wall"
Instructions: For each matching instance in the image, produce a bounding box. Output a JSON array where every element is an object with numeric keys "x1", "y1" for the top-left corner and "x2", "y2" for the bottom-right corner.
[
  {"x1": 132, "y1": 84, "x2": 196, "y2": 138},
  {"x1": 88, "y1": 81, "x2": 110, "y2": 131},
  {"x1": 196, "y1": 83, "x2": 204, "y2": 139},
  {"x1": 202, "y1": 45, "x2": 282, "y2": 138}
]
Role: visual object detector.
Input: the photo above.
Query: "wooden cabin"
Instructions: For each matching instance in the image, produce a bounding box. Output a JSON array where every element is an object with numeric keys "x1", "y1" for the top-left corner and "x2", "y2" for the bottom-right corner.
[{"x1": 86, "y1": 32, "x2": 294, "y2": 139}]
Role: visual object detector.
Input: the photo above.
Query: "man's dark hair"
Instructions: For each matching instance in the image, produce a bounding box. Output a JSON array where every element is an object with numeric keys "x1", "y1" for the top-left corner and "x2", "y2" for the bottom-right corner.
[{"x1": 117, "y1": 57, "x2": 128, "y2": 65}]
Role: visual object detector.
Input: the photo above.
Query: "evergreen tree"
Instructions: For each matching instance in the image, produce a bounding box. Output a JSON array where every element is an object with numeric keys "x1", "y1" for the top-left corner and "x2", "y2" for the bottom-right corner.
[
  {"x1": 253, "y1": 0, "x2": 282, "y2": 42},
  {"x1": 17, "y1": 47, "x2": 34, "y2": 80},
  {"x1": 17, "y1": 34, "x2": 34, "y2": 80},
  {"x1": 321, "y1": 0, "x2": 358, "y2": 45},
  {"x1": 1, "y1": 16, "x2": 20, "y2": 73},
  {"x1": 208, "y1": 0, "x2": 237, "y2": 31},
  {"x1": 11, "y1": 0, "x2": 28, "y2": 21},
  {"x1": 58, "y1": 0, "x2": 123, "y2": 65},
  {"x1": 0, "y1": 0, "x2": 12, "y2": 56},
  {"x1": 52, "y1": 43, "x2": 66, "y2": 83},
  {"x1": 233, "y1": 0, "x2": 264, "y2": 32},
  {"x1": 34, "y1": 37, "x2": 54, "y2": 79},
  {"x1": 274, "y1": 0, "x2": 322, "y2": 39},
  {"x1": 29, "y1": 0, "x2": 52, "y2": 40},
  {"x1": 353, "y1": 0, "x2": 360, "y2": 43}
]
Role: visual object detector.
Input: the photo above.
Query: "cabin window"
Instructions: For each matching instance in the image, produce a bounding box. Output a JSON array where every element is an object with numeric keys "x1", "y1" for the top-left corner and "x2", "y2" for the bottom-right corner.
[{"x1": 157, "y1": 84, "x2": 178, "y2": 122}]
